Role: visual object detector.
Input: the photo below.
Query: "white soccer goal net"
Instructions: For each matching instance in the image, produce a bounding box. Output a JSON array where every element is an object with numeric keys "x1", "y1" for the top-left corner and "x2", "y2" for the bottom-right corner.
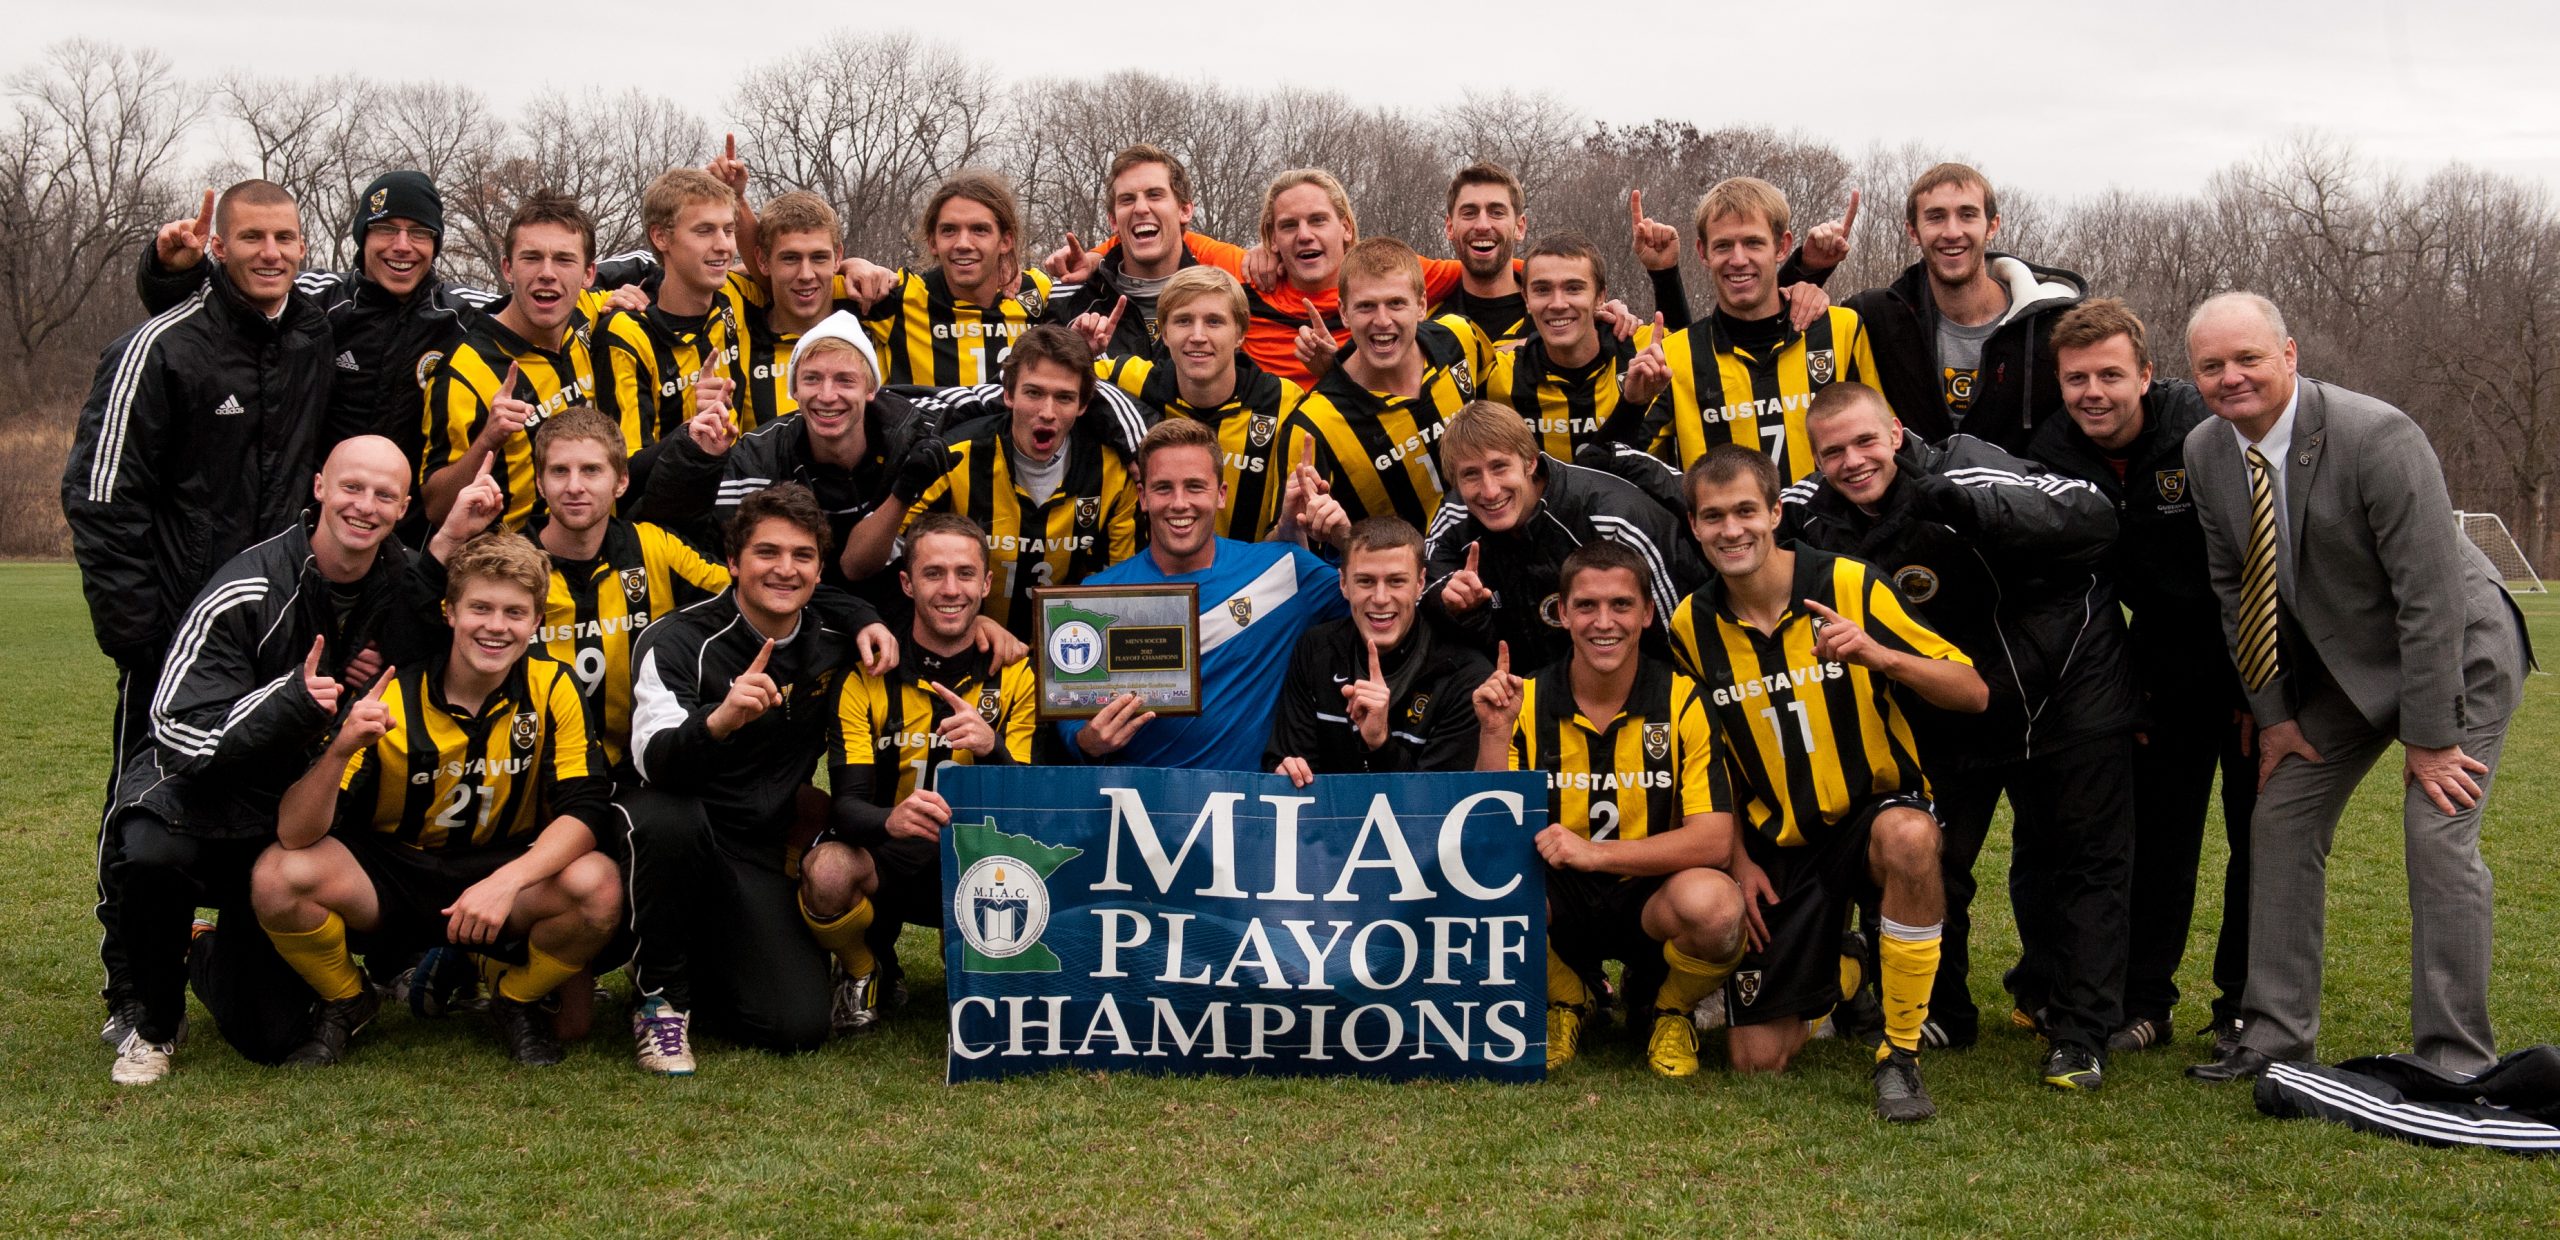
[{"x1": 2457, "y1": 511, "x2": 2547, "y2": 594}]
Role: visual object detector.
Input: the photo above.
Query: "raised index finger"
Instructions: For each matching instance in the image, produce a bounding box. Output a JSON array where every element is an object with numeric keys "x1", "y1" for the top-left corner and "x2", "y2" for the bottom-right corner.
[
  {"x1": 725, "y1": 132, "x2": 736, "y2": 161},
  {"x1": 499, "y1": 361, "x2": 520, "y2": 399},
  {"x1": 363, "y1": 666, "x2": 397, "y2": 701},
  {"x1": 194, "y1": 188, "x2": 215, "y2": 236},
  {"x1": 1366, "y1": 635, "x2": 1383, "y2": 682},
  {"x1": 1495, "y1": 639, "x2": 1509, "y2": 676},
  {"x1": 1841, "y1": 189, "x2": 1860, "y2": 234},
  {"x1": 1802, "y1": 598, "x2": 1844, "y2": 625},
  {"x1": 1629, "y1": 189, "x2": 1644, "y2": 229},
  {"x1": 1464, "y1": 540, "x2": 1480, "y2": 573},
  {"x1": 306, "y1": 635, "x2": 326, "y2": 674},
  {"x1": 747, "y1": 637, "x2": 774, "y2": 675}
]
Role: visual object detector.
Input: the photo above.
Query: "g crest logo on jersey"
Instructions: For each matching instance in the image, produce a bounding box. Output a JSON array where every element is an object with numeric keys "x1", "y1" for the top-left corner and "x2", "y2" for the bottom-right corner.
[
  {"x1": 1450, "y1": 356, "x2": 1475, "y2": 399},
  {"x1": 510, "y1": 711, "x2": 539, "y2": 751},
  {"x1": 1806, "y1": 348, "x2": 1836, "y2": 387},
  {"x1": 1248, "y1": 414, "x2": 1275, "y2": 449},
  {"x1": 1537, "y1": 593, "x2": 1563, "y2": 628},
  {"x1": 1894, "y1": 565, "x2": 1941, "y2": 603},
  {"x1": 1075, "y1": 496, "x2": 1100, "y2": 529},
  {"x1": 2156, "y1": 468, "x2": 2188, "y2": 504},
  {"x1": 1643, "y1": 722, "x2": 1670, "y2": 761},
  {"x1": 1735, "y1": 969, "x2": 1763, "y2": 1006},
  {"x1": 415, "y1": 350, "x2": 445, "y2": 391},
  {"x1": 977, "y1": 683, "x2": 1001, "y2": 722},
  {"x1": 1406, "y1": 693, "x2": 1431, "y2": 726},
  {"x1": 619, "y1": 567, "x2": 649, "y2": 607},
  {"x1": 1228, "y1": 596, "x2": 1255, "y2": 628},
  {"x1": 1016, "y1": 284, "x2": 1046, "y2": 318}
]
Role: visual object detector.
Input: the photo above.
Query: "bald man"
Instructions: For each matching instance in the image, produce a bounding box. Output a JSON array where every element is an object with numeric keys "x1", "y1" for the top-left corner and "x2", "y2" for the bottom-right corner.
[
  {"x1": 102, "y1": 437, "x2": 504, "y2": 1084},
  {"x1": 2181, "y1": 292, "x2": 2530, "y2": 1083}
]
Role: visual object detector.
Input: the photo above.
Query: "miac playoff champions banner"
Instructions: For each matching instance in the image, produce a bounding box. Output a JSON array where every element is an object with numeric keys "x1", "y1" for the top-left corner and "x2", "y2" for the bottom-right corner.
[{"x1": 937, "y1": 766, "x2": 1549, "y2": 1084}]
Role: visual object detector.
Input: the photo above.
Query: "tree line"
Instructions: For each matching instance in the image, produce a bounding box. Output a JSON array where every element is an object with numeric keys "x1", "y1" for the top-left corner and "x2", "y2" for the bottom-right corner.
[{"x1": 6, "y1": 34, "x2": 2554, "y2": 563}]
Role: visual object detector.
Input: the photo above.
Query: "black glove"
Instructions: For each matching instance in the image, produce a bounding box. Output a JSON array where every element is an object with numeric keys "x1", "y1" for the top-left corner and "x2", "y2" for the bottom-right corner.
[
  {"x1": 892, "y1": 436, "x2": 954, "y2": 505},
  {"x1": 1903, "y1": 471, "x2": 1971, "y2": 525}
]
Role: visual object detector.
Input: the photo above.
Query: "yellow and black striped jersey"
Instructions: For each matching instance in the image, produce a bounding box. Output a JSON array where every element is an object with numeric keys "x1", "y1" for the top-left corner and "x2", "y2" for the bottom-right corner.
[
  {"x1": 1665, "y1": 545, "x2": 1968, "y2": 846},
  {"x1": 420, "y1": 303, "x2": 673, "y2": 530},
  {"x1": 719, "y1": 273, "x2": 818, "y2": 433},
  {"x1": 1642, "y1": 306, "x2": 1883, "y2": 482},
  {"x1": 1098, "y1": 353, "x2": 1304, "y2": 541},
  {"x1": 1482, "y1": 329, "x2": 1658, "y2": 461},
  {"x1": 536, "y1": 518, "x2": 731, "y2": 767},
  {"x1": 1275, "y1": 315, "x2": 1493, "y2": 532},
  {"x1": 833, "y1": 649, "x2": 1038, "y2": 804},
  {"x1": 857, "y1": 266, "x2": 1057, "y2": 388},
  {"x1": 1432, "y1": 284, "x2": 1529, "y2": 350},
  {"x1": 904, "y1": 422, "x2": 1138, "y2": 636},
  {"x1": 595, "y1": 273, "x2": 755, "y2": 444},
  {"x1": 336, "y1": 655, "x2": 609, "y2": 853},
  {"x1": 1508, "y1": 658, "x2": 1726, "y2": 858}
]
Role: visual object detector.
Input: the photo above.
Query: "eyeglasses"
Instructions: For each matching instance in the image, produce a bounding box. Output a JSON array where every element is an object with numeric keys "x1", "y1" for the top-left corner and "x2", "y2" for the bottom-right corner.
[{"x1": 366, "y1": 223, "x2": 437, "y2": 244}]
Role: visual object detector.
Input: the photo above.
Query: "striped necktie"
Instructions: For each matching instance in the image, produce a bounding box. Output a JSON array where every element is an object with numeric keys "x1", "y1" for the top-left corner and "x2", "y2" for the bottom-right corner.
[{"x1": 2235, "y1": 445, "x2": 2282, "y2": 691}]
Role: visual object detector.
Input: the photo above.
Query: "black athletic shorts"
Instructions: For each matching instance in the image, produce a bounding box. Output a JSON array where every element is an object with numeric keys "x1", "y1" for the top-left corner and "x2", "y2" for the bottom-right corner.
[
  {"x1": 341, "y1": 830, "x2": 524, "y2": 957},
  {"x1": 868, "y1": 834, "x2": 943, "y2": 932},
  {"x1": 1546, "y1": 867, "x2": 1667, "y2": 980},
  {"x1": 1725, "y1": 794, "x2": 1931, "y2": 1028}
]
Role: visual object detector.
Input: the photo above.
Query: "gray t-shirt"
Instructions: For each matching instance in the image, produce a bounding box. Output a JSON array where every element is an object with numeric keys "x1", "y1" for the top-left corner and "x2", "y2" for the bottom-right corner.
[
  {"x1": 1011, "y1": 441, "x2": 1068, "y2": 506},
  {"x1": 1935, "y1": 312, "x2": 2004, "y2": 425},
  {"x1": 1117, "y1": 270, "x2": 1174, "y2": 337}
]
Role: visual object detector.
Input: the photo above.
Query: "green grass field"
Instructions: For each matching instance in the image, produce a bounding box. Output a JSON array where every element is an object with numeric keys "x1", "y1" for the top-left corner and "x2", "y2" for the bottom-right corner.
[{"x1": 3, "y1": 560, "x2": 2555, "y2": 1235}]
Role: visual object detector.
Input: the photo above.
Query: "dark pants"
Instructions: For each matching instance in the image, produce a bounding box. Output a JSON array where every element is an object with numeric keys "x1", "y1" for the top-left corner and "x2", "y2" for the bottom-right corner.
[
  {"x1": 1931, "y1": 732, "x2": 2136, "y2": 1054},
  {"x1": 2123, "y1": 701, "x2": 2256, "y2": 1026},
  {"x1": 96, "y1": 660, "x2": 163, "y2": 1010},
  {"x1": 107, "y1": 810, "x2": 314, "y2": 1060},
  {"x1": 616, "y1": 786, "x2": 831, "y2": 1053}
]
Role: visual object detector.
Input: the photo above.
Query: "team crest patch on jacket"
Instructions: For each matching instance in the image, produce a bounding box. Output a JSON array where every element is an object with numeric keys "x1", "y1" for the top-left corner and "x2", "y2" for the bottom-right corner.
[
  {"x1": 1644, "y1": 722, "x2": 1670, "y2": 761},
  {"x1": 620, "y1": 567, "x2": 649, "y2": 606},
  {"x1": 1406, "y1": 693, "x2": 1430, "y2": 725},
  {"x1": 1450, "y1": 357, "x2": 1474, "y2": 399},
  {"x1": 510, "y1": 711, "x2": 539, "y2": 750},
  {"x1": 978, "y1": 683, "x2": 1001, "y2": 721},
  {"x1": 1537, "y1": 593, "x2": 1563, "y2": 628},
  {"x1": 1894, "y1": 565, "x2": 1940, "y2": 603},
  {"x1": 1807, "y1": 348, "x2": 1836, "y2": 386},
  {"x1": 2155, "y1": 468, "x2": 2188, "y2": 504},
  {"x1": 1249, "y1": 414, "x2": 1275, "y2": 449},
  {"x1": 1228, "y1": 597, "x2": 1254, "y2": 627},
  {"x1": 1016, "y1": 284, "x2": 1046, "y2": 317},
  {"x1": 415, "y1": 350, "x2": 444, "y2": 390},
  {"x1": 1076, "y1": 497, "x2": 1099, "y2": 528}
]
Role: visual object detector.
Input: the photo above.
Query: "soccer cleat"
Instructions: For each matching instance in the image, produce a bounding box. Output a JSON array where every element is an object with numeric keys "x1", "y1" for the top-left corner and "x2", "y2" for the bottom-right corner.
[
  {"x1": 631, "y1": 996, "x2": 696, "y2": 1076},
  {"x1": 99, "y1": 1001, "x2": 185, "y2": 1051},
  {"x1": 406, "y1": 945, "x2": 481, "y2": 1019},
  {"x1": 1545, "y1": 1003, "x2": 1589, "y2": 1070},
  {"x1": 490, "y1": 995, "x2": 566, "y2": 1067},
  {"x1": 830, "y1": 964, "x2": 883, "y2": 1036},
  {"x1": 2205, "y1": 1015, "x2": 2246, "y2": 1062},
  {"x1": 1872, "y1": 1047, "x2": 1937, "y2": 1123},
  {"x1": 2107, "y1": 1015, "x2": 2174, "y2": 1054},
  {"x1": 286, "y1": 988, "x2": 382, "y2": 1068},
  {"x1": 2042, "y1": 1045, "x2": 2104, "y2": 1091},
  {"x1": 109, "y1": 1029, "x2": 176, "y2": 1085},
  {"x1": 1647, "y1": 1010, "x2": 1703, "y2": 1078}
]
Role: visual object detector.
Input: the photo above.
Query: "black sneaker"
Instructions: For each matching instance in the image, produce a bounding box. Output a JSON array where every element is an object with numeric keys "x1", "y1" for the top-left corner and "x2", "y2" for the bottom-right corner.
[
  {"x1": 2204, "y1": 1015, "x2": 2246, "y2": 1061},
  {"x1": 2042, "y1": 1044, "x2": 2104, "y2": 1091},
  {"x1": 490, "y1": 995, "x2": 565, "y2": 1066},
  {"x1": 2107, "y1": 1015, "x2": 2174, "y2": 1054},
  {"x1": 1873, "y1": 1047, "x2": 1936, "y2": 1123},
  {"x1": 286, "y1": 988, "x2": 382, "y2": 1067}
]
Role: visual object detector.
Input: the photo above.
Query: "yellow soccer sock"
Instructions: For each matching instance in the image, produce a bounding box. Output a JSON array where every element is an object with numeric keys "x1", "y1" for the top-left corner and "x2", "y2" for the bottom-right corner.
[
  {"x1": 802, "y1": 894, "x2": 877, "y2": 976},
  {"x1": 494, "y1": 944, "x2": 582, "y2": 1005},
  {"x1": 268, "y1": 911, "x2": 366, "y2": 1002},
  {"x1": 1546, "y1": 946, "x2": 1591, "y2": 1009},
  {"x1": 1657, "y1": 941, "x2": 1744, "y2": 1014},
  {"x1": 1839, "y1": 944, "x2": 1867, "y2": 1002},
  {"x1": 1877, "y1": 917, "x2": 1943, "y2": 1059}
]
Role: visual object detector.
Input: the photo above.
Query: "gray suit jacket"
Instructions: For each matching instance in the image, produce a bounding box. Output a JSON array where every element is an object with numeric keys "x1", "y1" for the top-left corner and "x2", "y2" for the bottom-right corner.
[{"x1": 2184, "y1": 378, "x2": 2526, "y2": 748}]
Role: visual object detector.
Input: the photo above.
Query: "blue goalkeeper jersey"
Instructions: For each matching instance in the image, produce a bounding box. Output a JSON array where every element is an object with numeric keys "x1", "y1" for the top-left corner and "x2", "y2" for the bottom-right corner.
[{"x1": 1058, "y1": 538, "x2": 1346, "y2": 772}]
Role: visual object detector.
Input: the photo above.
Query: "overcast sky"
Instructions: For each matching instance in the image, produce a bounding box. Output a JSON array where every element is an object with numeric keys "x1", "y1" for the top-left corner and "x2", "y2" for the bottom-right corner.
[{"x1": 26, "y1": 1, "x2": 2560, "y2": 203}]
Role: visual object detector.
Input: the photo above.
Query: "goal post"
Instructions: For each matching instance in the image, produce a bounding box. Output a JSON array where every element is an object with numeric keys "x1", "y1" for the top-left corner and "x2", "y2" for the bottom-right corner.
[{"x1": 2456, "y1": 511, "x2": 2547, "y2": 594}]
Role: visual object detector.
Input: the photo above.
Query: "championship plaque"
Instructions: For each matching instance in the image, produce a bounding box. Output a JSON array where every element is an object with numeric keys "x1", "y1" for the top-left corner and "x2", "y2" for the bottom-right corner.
[{"x1": 1031, "y1": 583, "x2": 1203, "y2": 721}]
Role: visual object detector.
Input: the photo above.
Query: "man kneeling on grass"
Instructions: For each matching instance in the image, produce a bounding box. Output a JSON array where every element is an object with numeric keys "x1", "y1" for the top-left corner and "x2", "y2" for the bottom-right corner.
[
  {"x1": 1473, "y1": 540, "x2": 1749, "y2": 1080},
  {"x1": 1669, "y1": 445, "x2": 1986, "y2": 1121},
  {"x1": 254, "y1": 533, "x2": 621, "y2": 1067}
]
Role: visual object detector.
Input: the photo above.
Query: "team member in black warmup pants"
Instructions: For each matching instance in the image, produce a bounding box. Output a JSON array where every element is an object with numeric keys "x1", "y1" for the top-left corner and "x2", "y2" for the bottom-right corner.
[{"x1": 614, "y1": 484, "x2": 893, "y2": 1073}]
